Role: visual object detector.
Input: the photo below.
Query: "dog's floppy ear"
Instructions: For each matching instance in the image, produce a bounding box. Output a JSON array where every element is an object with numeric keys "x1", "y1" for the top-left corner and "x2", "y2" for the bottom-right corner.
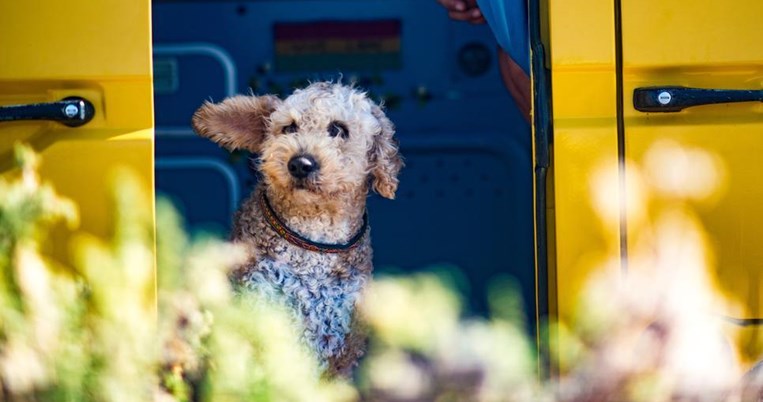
[
  {"x1": 369, "y1": 104, "x2": 403, "y2": 199},
  {"x1": 192, "y1": 95, "x2": 281, "y2": 153}
]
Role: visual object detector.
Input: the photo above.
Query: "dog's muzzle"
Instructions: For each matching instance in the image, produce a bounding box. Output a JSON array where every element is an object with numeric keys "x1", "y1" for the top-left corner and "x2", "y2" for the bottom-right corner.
[{"x1": 288, "y1": 154, "x2": 319, "y2": 179}]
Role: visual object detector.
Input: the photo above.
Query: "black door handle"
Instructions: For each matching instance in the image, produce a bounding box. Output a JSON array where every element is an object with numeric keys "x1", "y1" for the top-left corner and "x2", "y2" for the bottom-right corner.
[
  {"x1": 633, "y1": 86, "x2": 763, "y2": 113},
  {"x1": 0, "y1": 97, "x2": 95, "y2": 127}
]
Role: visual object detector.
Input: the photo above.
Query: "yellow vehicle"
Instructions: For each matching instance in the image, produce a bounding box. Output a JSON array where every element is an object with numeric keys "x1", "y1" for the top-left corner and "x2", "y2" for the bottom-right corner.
[
  {"x1": 534, "y1": 0, "x2": 763, "y2": 365},
  {"x1": 0, "y1": 1, "x2": 155, "y2": 266}
]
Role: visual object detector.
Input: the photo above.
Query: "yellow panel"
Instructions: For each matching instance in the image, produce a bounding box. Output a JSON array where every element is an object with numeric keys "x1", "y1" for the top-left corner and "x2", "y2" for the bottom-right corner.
[
  {"x1": 553, "y1": 125, "x2": 620, "y2": 320},
  {"x1": 621, "y1": 1, "x2": 763, "y2": 68},
  {"x1": 624, "y1": 121, "x2": 763, "y2": 313},
  {"x1": 545, "y1": 0, "x2": 621, "y2": 368},
  {"x1": 0, "y1": 1, "x2": 155, "y2": 275},
  {"x1": 621, "y1": 0, "x2": 763, "y2": 359},
  {"x1": 0, "y1": 1, "x2": 152, "y2": 79},
  {"x1": 734, "y1": 325, "x2": 763, "y2": 366},
  {"x1": 544, "y1": 0, "x2": 763, "y2": 370},
  {"x1": 548, "y1": 0, "x2": 615, "y2": 66}
]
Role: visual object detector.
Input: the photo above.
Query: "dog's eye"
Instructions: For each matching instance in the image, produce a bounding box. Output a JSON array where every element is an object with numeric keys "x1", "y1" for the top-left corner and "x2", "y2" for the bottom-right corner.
[
  {"x1": 327, "y1": 121, "x2": 349, "y2": 139},
  {"x1": 282, "y1": 122, "x2": 299, "y2": 134}
]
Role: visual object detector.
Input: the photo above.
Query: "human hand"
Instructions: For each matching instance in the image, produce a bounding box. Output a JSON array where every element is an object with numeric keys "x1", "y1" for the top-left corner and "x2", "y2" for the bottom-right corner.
[{"x1": 436, "y1": 0, "x2": 486, "y2": 24}]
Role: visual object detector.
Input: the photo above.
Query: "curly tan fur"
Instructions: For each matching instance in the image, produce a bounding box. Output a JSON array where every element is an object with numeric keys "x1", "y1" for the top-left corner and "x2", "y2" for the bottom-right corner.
[
  {"x1": 369, "y1": 105, "x2": 402, "y2": 199},
  {"x1": 192, "y1": 94, "x2": 281, "y2": 153},
  {"x1": 192, "y1": 82, "x2": 402, "y2": 376}
]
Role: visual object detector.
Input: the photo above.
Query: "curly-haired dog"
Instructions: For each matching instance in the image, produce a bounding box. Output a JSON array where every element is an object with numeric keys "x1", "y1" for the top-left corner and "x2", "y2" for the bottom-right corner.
[{"x1": 192, "y1": 82, "x2": 402, "y2": 376}]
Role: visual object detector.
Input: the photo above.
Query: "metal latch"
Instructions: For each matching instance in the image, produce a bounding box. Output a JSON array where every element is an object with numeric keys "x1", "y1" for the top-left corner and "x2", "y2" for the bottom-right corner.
[
  {"x1": 0, "y1": 97, "x2": 95, "y2": 127},
  {"x1": 634, "y1": 86, "x2": 762, "y2": 113}
]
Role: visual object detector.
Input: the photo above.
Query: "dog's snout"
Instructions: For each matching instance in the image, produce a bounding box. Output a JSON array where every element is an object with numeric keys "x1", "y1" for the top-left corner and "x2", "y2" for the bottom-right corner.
[{"x1": 288, "y1": 154, "x2": 319, "y2": 179}]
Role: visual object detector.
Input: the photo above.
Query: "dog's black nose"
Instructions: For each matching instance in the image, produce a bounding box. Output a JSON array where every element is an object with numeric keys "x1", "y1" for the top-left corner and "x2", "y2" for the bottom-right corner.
[{"x1": 288, "y1": 154, "x2": 319, "y2": 179}]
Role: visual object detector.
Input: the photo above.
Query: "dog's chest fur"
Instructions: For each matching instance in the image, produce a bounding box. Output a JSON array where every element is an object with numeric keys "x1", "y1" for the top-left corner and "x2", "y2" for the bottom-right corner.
[{"x1": 231, "y1": 189, "x2": 372, "y2": 372}]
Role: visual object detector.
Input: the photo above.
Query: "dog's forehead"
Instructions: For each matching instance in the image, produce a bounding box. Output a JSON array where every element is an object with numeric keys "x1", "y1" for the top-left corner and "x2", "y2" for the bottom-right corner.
[{"x1": 281, "y1": 84, "x2": 373, "y2": 116}]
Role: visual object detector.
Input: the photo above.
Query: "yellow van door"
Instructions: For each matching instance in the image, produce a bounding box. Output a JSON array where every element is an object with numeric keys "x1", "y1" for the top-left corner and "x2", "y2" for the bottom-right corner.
[
  {"x1": 621, "y1": 1, "x2": 763, "y2": 357},
  {"x1": 544, "y1": 0, "x2": 621, "y2": 333},
  {"x1": 544, "y1": 0, "x2": 763, "y2": 365},
  {"x1": 0, "y1": 1, "x2": 155, "y2": 262}
]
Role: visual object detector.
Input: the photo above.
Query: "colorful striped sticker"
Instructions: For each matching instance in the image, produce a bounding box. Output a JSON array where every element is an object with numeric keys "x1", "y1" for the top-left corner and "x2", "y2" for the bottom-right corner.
[{"x1": 274, "y1": 20, "x2": 402, "y2": 72}]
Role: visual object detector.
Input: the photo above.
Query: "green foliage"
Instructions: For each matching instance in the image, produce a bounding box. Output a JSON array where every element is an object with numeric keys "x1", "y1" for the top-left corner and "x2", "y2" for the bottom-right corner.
[
  {"x1": 360, "y1": 271, "x2": 542, "y2": 401},
  {"x1": 0, "y1": 143, "x2": 356, "y2": 402},
  {"x1": 0, "y1": 145, "x2": 159, "y2": 402},
  {"x1": 0, "y1": 143, "x2": 760, "y2": 402}
]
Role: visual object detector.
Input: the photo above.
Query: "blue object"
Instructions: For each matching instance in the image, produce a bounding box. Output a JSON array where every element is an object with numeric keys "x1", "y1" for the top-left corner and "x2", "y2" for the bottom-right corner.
[{"x1": 476, "y1": 0, "x2": 530, "y2": 74}]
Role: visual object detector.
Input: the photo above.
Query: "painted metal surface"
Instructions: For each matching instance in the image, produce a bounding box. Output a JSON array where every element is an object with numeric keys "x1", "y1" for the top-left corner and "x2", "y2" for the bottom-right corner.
[
  {"x1": 622, "y1": 0, "x2": 763, "y2": 360},
  {"x1": 544, "y1": 0, "x2": 763, "y2": 365},
  {"x1": 545, "y1": 0, "x2": 621, "y2": 326},
  {"x1": 0, "y1": 0, "x2": 155, "y2": 267}
]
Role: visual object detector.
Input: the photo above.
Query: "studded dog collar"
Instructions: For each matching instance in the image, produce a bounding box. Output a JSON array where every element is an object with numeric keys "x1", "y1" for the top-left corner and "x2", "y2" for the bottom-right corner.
[{"x1": 258, "y1": 191, "x2": 368, "y2": 253}]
